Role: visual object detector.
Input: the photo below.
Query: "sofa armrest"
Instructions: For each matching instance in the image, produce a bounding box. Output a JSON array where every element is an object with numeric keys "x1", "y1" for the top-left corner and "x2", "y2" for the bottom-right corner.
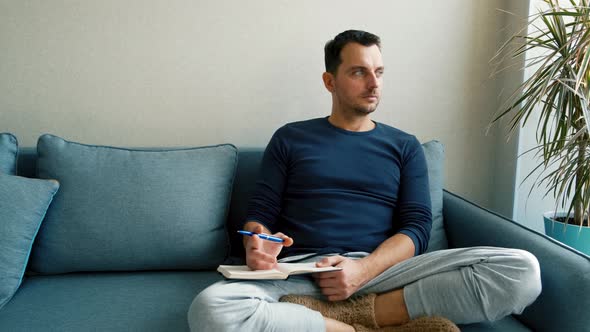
[{"x1": 442, "y1": 190, "x2": 590, "y2": 331}]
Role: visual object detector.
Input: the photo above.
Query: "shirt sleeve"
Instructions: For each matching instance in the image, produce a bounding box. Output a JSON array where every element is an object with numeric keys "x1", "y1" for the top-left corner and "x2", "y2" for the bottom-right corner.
[
  {"x1": 394, "y1": 136, "x2": 433, "y2": 256},
  {"x1": 243, "y1": 127, "x2": 290, "y2": 232}
]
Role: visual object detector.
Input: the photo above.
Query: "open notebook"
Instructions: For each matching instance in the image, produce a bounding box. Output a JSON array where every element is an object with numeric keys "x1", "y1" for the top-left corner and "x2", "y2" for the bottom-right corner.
[{"x1": 217, "y1": 262, "x2": 342, "y2": 280}]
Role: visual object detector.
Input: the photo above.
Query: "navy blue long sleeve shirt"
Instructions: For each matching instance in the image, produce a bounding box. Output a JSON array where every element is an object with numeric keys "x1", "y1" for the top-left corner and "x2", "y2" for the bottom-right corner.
[{"x1": 246, "y1": 117, "x2": 432, "y2": 257}]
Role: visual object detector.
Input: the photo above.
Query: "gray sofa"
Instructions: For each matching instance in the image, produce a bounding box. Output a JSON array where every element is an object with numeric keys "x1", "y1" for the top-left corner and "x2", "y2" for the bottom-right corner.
[{"x1": 0, "y1": 138, "x2": 589, "y2": 331}]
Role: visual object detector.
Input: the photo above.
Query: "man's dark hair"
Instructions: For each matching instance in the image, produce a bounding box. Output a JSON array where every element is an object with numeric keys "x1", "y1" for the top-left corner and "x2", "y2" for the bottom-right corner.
[{"x1": 324, "y1": 30, "x2": 381, "y2": 75}]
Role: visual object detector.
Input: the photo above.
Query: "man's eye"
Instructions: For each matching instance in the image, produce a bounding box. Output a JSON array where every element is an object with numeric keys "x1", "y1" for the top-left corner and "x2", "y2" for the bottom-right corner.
[
  {"x1": 376, "y1": 70, "x2": 384, "y2": 77},
  {"x1": 353, "y1": 70, "x2": 364, "y2": 76}
]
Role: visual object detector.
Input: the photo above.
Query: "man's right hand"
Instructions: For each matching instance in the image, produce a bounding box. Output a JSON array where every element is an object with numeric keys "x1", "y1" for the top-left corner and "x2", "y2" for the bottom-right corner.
[{"x1": 244, "y1": 223, "x2": 293, "y2": 270}]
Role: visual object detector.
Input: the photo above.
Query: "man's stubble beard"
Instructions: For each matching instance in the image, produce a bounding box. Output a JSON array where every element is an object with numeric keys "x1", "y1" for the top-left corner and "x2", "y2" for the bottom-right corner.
[{"x1": 353, "y1": 100, "x2": 379, "y2": 115}]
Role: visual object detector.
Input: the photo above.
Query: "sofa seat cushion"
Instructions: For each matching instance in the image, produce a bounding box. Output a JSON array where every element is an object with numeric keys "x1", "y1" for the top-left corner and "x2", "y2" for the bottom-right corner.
[
  {"x1": 0, "y1": 271, "x2": 223, "y2": 332},
  {"x1": 0, "y1": 271, "x2": 529, "y2": 332}
]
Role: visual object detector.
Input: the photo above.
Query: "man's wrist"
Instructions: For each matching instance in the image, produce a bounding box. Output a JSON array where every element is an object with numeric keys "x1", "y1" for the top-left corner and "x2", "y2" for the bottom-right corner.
[
  {"x1": 356, "y1": 258, "x2": 376, "y2": 283},
  {"x1": 358, "y1": 233, "x2": 415, "y2": 280}
]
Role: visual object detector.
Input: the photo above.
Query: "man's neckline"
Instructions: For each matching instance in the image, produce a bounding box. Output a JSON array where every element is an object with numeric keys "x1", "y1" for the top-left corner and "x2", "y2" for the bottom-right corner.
[{"x1": 323, "y1": 116, "x2": 378, "y2": 136}]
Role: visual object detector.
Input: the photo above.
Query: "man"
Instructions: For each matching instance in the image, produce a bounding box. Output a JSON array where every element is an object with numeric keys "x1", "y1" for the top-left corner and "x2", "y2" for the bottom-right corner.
[{"x1": 188, "y1": 30, "x2": 541, "y2": 332}]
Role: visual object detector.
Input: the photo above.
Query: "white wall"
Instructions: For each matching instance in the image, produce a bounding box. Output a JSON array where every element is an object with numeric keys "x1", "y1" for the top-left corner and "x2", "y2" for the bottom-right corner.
[{"x1": 0, "y1": 0, "x2": 527, "y2": 213}]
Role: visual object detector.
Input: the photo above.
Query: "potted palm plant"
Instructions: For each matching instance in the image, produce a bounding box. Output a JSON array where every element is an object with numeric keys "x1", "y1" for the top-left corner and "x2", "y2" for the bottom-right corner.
[{"x1": 491, "y1": 0, "x2": 590, "y2": 255}]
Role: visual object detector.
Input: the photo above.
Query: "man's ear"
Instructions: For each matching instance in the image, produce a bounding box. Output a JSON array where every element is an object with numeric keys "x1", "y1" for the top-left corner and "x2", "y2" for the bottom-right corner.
[{"x1": 322, "y1": 72, "x2": 335, "y2": 93}]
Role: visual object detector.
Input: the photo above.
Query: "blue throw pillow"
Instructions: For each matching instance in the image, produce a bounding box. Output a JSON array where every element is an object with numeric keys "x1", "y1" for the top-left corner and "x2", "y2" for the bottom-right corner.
[
  {"x1": 422, "y1": 140, "x2": 448, "y2": 252},
  {"x1": 0, "y1": 133, "x2": 18, "y2": 175},
  {"x1": 31, "y1": 134, "x2": 238, "y2": 274},
  {"x1": 0, "y1": 173, "x2": 59, "y2": 309}
]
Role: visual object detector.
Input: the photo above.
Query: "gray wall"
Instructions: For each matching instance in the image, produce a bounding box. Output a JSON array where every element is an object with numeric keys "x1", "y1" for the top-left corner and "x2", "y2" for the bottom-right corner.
[
  {"x1": 0, "y1": 0, "x2": 527, "y2": 214},
  {"x1": 491, "y1": 0, "x2": 530, "y2": 218}
]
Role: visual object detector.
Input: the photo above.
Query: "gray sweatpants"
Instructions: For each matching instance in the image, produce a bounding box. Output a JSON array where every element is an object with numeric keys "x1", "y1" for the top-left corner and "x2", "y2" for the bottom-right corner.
[{"x1": 188, "y1": 247, "x2": 541, "y2": 331}]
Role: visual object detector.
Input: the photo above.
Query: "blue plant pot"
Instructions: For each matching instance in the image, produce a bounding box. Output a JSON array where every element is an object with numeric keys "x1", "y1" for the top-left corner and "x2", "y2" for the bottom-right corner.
[{"x1": 544, "y1": 211, "x2": 590, "y2": 256}]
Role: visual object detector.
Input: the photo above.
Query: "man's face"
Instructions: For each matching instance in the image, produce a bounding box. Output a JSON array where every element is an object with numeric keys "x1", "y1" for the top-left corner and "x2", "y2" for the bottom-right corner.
[{"x1": 327, "y1": 43, "x2": 384, "y2": 115}]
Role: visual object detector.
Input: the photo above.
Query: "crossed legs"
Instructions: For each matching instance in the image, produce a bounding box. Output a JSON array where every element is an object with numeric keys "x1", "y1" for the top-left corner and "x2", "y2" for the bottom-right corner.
[{"x1": 188, "y1": 247, "x2": 541, "y2": 331}]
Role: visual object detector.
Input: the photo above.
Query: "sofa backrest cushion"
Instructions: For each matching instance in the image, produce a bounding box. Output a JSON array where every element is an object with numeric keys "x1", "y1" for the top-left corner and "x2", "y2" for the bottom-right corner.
[
  {"x1": 30, "y1": 134, "x2": 237, "y2": 274},
  {"x1": 422, "y1": 140, "x2": 448, "y2": 252},
  {"x1": 227, "y1": 140, "x2": 448, "y2": 257},
  {"x1": 0, "y1": 133, "x2": 18, "y2": 175}
]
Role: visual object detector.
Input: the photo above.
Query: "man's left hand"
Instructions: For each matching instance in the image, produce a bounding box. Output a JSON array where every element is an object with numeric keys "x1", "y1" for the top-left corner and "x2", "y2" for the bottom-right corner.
[{"x1": 313, "y1": 256, "x2": 370, "y2": 301}]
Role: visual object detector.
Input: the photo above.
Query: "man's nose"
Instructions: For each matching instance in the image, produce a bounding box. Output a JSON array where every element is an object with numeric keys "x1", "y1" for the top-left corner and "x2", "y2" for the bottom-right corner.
[{"x1": 366, "y1": 72, "x2": 380, "y2": 89}]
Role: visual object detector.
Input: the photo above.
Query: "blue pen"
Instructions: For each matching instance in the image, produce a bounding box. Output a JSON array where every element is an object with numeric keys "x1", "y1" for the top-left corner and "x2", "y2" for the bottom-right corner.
[{"x1": 237, "y1": 230, "x2": 284, "y2": 243}]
